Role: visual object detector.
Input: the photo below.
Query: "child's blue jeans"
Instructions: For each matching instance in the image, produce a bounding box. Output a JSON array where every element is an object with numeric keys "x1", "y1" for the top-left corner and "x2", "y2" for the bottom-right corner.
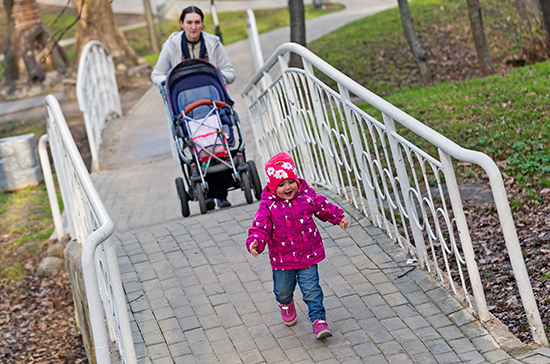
[{"x1": 272, "y1": 264, "x2": 326, "y2": 322}]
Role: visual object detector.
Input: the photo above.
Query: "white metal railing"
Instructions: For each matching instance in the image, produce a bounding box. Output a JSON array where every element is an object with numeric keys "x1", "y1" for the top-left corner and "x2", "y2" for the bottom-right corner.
[
  {"x1": 246, "y1": 9, "x2": 265, "y2": 72},
  {"x1": 38, "y1": 95, "x2": 136, "y2": 363},
  {"x1": 76, "y1": 40, "x2": 122, "y2": 172},
  {"x1": 241, "y1": 42, "x2": 548, "y2": 345}
]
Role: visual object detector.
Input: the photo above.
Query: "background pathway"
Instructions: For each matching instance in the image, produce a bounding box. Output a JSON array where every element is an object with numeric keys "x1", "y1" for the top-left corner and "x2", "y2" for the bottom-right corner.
[{"x1": 88, "y1": 2, "x2": 550, "y2": 363}]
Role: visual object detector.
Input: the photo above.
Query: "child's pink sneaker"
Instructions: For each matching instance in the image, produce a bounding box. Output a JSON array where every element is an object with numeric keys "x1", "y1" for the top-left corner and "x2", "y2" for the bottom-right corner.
[
  {"x1": 313, "y1": 319, "x2": 332, "y2": 339},
  {"x1": 279, "y1": 300, "x2": 297, "y2": 326}
]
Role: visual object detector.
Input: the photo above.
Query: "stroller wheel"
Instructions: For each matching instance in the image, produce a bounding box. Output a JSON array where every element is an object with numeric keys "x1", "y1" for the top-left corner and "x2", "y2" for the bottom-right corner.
[
  {"x1": 247, "y1": 160, "x2": 262, "y2": 201},
  {"x1": 175, "y1": 177, "x2": 190, "y2": 217},
  {"x1": 195, "y1": 182, "x2": 208, "y2": 214},
  {"x1": 240, "y1": 170, "x2": 253, "y2": 204}
]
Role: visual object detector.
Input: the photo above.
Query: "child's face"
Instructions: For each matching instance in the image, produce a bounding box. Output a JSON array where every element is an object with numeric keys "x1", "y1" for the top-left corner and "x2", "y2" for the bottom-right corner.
[{"x1": 276, "y1": 179, "x2": 298, "y2": 200}]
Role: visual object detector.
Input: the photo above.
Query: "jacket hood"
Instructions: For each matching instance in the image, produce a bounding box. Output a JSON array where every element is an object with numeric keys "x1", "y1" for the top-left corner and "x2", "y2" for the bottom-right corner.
[{"x1": 164, "y1": 31, "x2": 181, "y2": 50}]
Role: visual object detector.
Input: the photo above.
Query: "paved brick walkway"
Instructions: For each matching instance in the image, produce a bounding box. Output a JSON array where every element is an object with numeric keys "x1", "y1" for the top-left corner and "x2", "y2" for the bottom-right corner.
[
  {"x1": 98, "y1": 170, "x2": 550, "y2": 363},
  {"x1": 92, "y1": 88, "x2": 550, "y2": 363},
  {"x1": 89, "y1": 2, "x2": 550, "y2": 363}
]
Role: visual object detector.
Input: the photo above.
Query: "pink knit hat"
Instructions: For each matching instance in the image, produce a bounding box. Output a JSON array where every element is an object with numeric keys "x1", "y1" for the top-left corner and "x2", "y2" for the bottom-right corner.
[{"x1": 265, "y1": 152, "x2": 300, "y2": 193}]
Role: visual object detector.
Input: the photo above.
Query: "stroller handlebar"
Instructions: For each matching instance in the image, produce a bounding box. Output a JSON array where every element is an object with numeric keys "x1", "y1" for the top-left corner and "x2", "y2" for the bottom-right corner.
[{"x1": 183, "y1": 99, "x2": 226, "y2": 115}]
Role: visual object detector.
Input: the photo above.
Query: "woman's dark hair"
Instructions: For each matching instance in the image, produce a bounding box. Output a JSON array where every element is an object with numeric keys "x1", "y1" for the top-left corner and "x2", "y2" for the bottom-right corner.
[{"x1": 180, "y1": 6, "x2": 204, "y2": 22}]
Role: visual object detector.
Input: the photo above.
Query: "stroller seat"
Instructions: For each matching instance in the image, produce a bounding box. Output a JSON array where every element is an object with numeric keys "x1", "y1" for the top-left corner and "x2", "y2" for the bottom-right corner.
[
  {"x1": 185, "y1": 103, "x2": 229, "y2": 164},
  {"x1": 172, "y1": 77, "x2": 234, "y2": 145}
]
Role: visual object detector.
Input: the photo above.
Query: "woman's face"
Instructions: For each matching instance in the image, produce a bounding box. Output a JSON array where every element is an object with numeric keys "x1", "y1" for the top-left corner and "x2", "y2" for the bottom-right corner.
[{"x1": 181, "y1": 12, "x2": 203, "y2": 42}]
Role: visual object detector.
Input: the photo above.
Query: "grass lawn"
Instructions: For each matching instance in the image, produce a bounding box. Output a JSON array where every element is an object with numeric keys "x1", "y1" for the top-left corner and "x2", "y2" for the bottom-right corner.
[
  {"x1": 383, "y1": 63, "x2": 550, "y2": 186},
  {"x1": 0, "y1": 184, "x2": 62, "y2": 282}
]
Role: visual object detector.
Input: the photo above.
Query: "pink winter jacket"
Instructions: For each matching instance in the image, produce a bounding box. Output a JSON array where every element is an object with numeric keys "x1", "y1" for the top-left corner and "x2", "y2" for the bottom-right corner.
[{"x1": 246, "y1": 179, "x2": 345, "y2": 270}]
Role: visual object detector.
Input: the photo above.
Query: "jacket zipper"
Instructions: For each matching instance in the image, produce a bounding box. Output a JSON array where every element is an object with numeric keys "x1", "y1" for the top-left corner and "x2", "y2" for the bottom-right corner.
[{"x1": 289, "y1": 201, "x2": 307, "y2": 268}]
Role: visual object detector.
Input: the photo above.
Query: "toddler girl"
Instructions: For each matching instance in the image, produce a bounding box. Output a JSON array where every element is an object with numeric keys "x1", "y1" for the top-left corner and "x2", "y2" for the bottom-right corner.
[{"x1": 246, "y1": 152, "x2": 348, "y2": 339}]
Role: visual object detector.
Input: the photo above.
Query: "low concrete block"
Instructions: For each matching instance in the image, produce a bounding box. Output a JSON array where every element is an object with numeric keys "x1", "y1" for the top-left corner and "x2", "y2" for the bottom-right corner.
[
  {"x1": 0, "y1": 133, "x2": 43, "y2": 191},
  {"x1": 36, "y1": 256, "x2": 64, "y2": 277}
]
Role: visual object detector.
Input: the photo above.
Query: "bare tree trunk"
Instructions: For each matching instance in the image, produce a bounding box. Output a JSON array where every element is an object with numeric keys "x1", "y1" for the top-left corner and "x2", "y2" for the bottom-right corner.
[
  {"x1": 397, "y1": 0, "x2": 432, "y2": 86},
  {"x1": 143, "y1": 0, "x2": 159, "y2": 53},
  {"x1": 73, "y1": 0, "x2": 142, "y2": 68},
  {"x1": 516, "y1": 0, "x2": 542, "y2": 35},
  {"x1": 466, "y1": 0, "x2": 496, "y2": 76},
  {"x1": 1, "y1": 0, "x2": 70, "y2": 97},
  {"x1": 539, "y1": 0, "x2": 550, "y2": 51},
  {"x1": 514, "y1": 0, "x2": 547, "y2": 59},
  {"x1": 288, "y1": 0, "x2": 305, "y2": 68}
]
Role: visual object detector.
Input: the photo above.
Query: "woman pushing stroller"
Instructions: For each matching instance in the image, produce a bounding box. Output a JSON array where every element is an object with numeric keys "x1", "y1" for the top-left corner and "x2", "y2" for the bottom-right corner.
[{"x1": 152, "y1": 5, "x2": 235, "y2": 209}]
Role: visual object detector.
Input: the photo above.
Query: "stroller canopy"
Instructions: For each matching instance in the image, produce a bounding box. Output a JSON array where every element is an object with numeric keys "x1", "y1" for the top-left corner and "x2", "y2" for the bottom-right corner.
[{"x1": 166, "y1": 59, "x2": 234, "y2": 119}]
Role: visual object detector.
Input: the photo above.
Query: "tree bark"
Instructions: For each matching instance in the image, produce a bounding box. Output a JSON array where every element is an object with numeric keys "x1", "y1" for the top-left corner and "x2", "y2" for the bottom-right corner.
[
  {"x1": 1, "y1": 0, "x2": 70, "y2": 95},
  {"x1": 514, "y1": 0, "x2": 548, "y2": 58},
  {"x1": 288, "y1": 0, "x2": 306, "y2": 68},
  {"x1": 397, "y1": 0, "x2": 432, "y2": 86},
  {"x1": 539, "y1": 0, "x2": 550, "y2": 50},
  {"x1": 516, "y1": 0, "x2": 542, "y2": 36},
  {"x1": 73, "y1": 0, "x2": 142, "y2": 68},
  {"x1": 143, "y1": 0, "x2": 159, "y2": 53},
  {"x1": 466, "y1": 0, "x2": 496, "y2": 76}
]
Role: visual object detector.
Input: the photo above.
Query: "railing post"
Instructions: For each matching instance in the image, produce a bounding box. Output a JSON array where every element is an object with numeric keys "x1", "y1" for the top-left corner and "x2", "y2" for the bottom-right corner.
[
  {"x1": 82, "y1": 228, "x2": 112, "y2": 364},
  {"x1": 382, "y1": 113, "x2": 427, "y2": 268},
  {"x1": 483, "y1": 159, "x2": 548, "y2": 345},
  {"x1": 439, "y1": 150, "x2": 489, "y2": 320},
  {"x1": 38, "y1": 135, "x2": 64, "y2": 239},
  {"x1": 246, "y1": 9, "x2": 264, "y2": 72},
  {"x1": 103, "y1": 236, "x2": 137, "y2": 362},
  {"x1": 44, "y1": 114, "x2": 77, "y2": 240},
  {"x1": 302, "y1": 59, "x2": 340, "y2": 191}
]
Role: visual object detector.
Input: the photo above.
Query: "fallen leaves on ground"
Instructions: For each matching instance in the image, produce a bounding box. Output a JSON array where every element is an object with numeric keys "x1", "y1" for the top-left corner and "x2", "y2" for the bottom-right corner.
[
  {"x1": 0, "y1": 271, "x2": 88, "y2": 363},
  {"x1": 463, "y1": 181, "x2": 550, "y2": 343}
]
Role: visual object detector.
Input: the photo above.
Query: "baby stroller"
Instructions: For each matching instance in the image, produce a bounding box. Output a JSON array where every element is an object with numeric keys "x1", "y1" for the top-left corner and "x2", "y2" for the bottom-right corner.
[{"x1": 160, "y1": 58, "x2": 262, "y2": 216}]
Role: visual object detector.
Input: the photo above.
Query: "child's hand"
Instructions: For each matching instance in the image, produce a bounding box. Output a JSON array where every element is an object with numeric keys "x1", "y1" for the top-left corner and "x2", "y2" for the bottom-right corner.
[
  {"x1": 340, "y1": 217, "x2": 348, "y2": 230},
  {"x1": 250, "y1": 240, "x2": 260, "y2": 257}
]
